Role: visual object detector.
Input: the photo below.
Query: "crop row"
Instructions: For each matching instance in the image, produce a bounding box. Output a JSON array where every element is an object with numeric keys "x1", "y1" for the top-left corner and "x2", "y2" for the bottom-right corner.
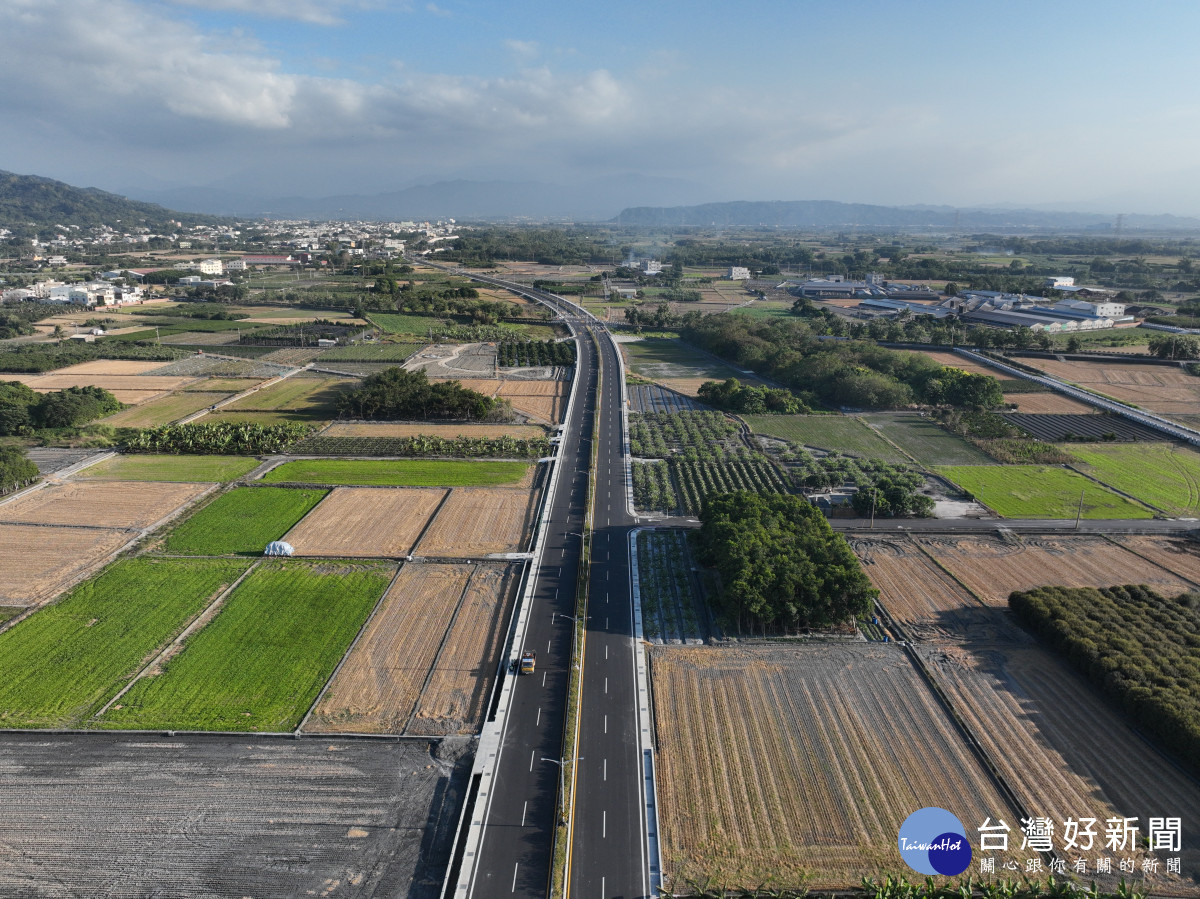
[
  {"x1": 636, "y1": 529, "x2": 702, "y2": 642},
  {"x1": 672, "y1": 458, "x2": 787, "y2": 516},
  {"x1": 632, "y1": 460, "x2": 677, "y2": 514},
  {"x1": 497, "y1": 339, "x2": 575, "y2": 367},
  {"x1": 628, "y1": 410, "x2": 747, "y2": 461},
  {"x1": 289, "y1": 434, "x2": 550, "y2": 458},
  {"x1": 764, "y1": 438, "x2": 925, "y2": 492}
]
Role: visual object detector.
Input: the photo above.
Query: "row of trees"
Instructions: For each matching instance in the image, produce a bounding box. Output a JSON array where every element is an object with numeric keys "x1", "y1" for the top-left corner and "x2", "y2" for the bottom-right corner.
[
  {"x1": 0, "y1": 382, "x2": 122, "y2": 434},
  {"x1": 1009, "y1": 583, "x2": 1200, "y2": 776},
  {"x1": 0, "y1": 445, "x2": 39, "y2": 494},
  {"x1": 124, "y1": 421, "x2": 312, "y2": 454},
  {"x1": 683, "y1": 315, "x2": 1003, "y2": 411},
  {"x1": 1148, "y1": 334, "x2": 1200, "y2": 359},
  {"x1": 336, "y1": 368, "x2": 511, "y2": 421},
  {"x1": 696, "y1": 491, "x2": 877, "y2": 633},
  {"x1": 497, "y1": 339, "x2": 576, "y2": 367}
]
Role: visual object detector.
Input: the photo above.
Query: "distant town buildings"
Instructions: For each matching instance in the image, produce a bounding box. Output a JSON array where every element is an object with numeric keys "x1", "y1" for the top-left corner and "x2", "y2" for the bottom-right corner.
[{"x1": 727, "y1": 266, "x2": 752, "y2": 280}]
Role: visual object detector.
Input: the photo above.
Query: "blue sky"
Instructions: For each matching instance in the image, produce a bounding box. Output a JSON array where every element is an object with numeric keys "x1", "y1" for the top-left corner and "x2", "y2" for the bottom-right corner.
[{"x1": 3, "y1": 0, "x2": 1199, "y2": 214}]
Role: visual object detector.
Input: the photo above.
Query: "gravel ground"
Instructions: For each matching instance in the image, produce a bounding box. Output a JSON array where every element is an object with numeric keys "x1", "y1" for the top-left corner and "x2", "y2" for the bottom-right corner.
[{"x1": 0, "y1": 732, "x2": 472, "y2": 898}]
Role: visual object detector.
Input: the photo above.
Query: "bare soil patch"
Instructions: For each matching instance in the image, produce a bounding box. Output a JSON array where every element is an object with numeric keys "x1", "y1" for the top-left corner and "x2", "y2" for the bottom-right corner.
[
  {"x1": 50, "y1": 360, "x2": 172, "y2": 375},
  {"x1": 1029, "y1": 358, "x2": 1200, "y2": 415},
  {"x1": 284, "y1": 487, "x2": 446, "y2": 557},
  {"x1": 416, "y1": 487, "x2": 538, "y2": 557},
  {"x1": 1113, "y1": 535, "x2": 1200, "y2": 585},
  {"x1": 0, "y1": 480, "x2": 210, "y2": 530},
  {"x1": 1003, "y1": 392, "x2": 1098, "y2": 414},
  {"x1": 0, "y1": 524, "x2": 132, "y2": 606}
]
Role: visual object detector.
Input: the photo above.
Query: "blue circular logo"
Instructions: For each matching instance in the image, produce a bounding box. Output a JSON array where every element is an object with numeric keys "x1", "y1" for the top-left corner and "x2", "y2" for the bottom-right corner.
[{"x1": 898, "y1": 808, "x2": 971, "y2": 876}]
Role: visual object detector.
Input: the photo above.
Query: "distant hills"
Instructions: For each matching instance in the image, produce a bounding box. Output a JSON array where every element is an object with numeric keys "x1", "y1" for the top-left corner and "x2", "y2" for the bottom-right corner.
[
  {"x1": 0, "y1": 170, "x2": 227, "y2": 230},
  {"x1": 611, "y1": 199, "x2": 1200, "y2": 232}
]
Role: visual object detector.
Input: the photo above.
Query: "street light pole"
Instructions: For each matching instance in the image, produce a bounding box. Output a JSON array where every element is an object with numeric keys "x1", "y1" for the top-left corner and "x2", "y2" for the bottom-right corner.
[{"x1": 541, "y1": 757, "x2": 575, "y2": 826}]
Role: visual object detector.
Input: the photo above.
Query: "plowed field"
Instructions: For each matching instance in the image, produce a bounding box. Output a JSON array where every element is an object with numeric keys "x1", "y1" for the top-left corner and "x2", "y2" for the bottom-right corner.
[
  {"x1": 416, "y1": 487, "x2": 538, "y2": 556},
  {"x1": 283, "y1": 487, "x2": 446, "y2": 557},
  {"x1": 901, "y1": 350, "x2": 999, "y2": 377},
  {"x1": 916, "y1": 535, "x2": 1191, "y2": 606},
  {"x1": 1002, "y1": 392, "x2": 1098, "y2": 414},
  {"x1": 428, "y1": 378, "x2": 500, "y2": 396},
  {"x1": 1028, "y1": 358, "x2": 1200, "y2": 416},
  {"x1": 1113, "y1": 535, "x2": 1200, "y2": 585},
  {"x1": 8, "y1": 374, "x2": 196, "y2": 397},
  {"x1": 51, "y1": 360, "x2": 170, "y2": 375},
  {"x1": 921, "y1": 644, "x2": 1200, "y2": 888},
  {"x1": 409, "y1": 563, "x2": 520, "y2": 735},
  {"x1": 0, "y1": 481, "x2": 210, "y2": 530},
  {"x1": 852, "y1": 537, "x2": 1025, "y2": 644},
  {"x1": 0, "y1": 524, "x2": 133, "y2": 606},
  {"x1": 306, "y1": 563, "x2": 472, "y2": 733},
  {"x1": 651, "y1": 644, "x2": 1020, "y2": 888}
]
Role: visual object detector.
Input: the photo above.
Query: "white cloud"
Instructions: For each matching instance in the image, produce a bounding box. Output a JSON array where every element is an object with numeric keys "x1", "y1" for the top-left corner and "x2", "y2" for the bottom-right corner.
[{"x1": 166, "y1": 0, "x2": 378, "y2": 26}]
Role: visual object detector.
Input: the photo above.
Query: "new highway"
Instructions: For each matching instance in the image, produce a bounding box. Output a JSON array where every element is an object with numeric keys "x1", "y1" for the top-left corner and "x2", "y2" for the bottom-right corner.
[{"x1": 456, "y1": 275, "x2": 649, "y2": 898}]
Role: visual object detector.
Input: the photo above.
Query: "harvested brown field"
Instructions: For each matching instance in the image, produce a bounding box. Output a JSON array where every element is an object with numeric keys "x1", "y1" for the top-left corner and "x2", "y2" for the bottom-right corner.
[
  {"x1": 283, "y1": 486, "x2": 446, "y2": 557},
  {"x1": 417, "y1": 487, "x2": 538, "y2": 556},
  {"x1": 916, "y1": 534, "x2": 1191, "y2": 606},
  {"x1": 1113, "y1": 535, "x2": 1200, "y2": 585},
  {"x1": 496, "y1": 381, "x2": 569, "y2": 423},
  {"x1": 852, "y1": 537, "x2": 1026, "y2": 644},
  {"x1": 306, "y1": 563, "x2": 471, "y2": 733},
  {"x1": 51, "y1": 360, "x2": 170, "y2": 375},
  {"x1": 9, "y1": 374, "x2": 196, "y2": 393},
  {"x1": 495, "y1": 380, "x2": 563, "y2": 396},
  {"x1": 428, "y1": 378, "x2": 501, "y2": 396},
  {"x1": 652, "y1": 644, "x2": 1020, "y2": 889},
  {"x1": 0, "y1": 480, "x2": 211, "y2": 530},
  {"x1": 409, "y1": 563, "x2": 520, "y2": 735},
  {"x1": 1027, "y1": 358, "x2": 1200, "y2": 415},
  {"x1": 98, "y1": 391, "x2": 233, "y2": 428},
  {"x1": 1002, "y1": 392, "x2": 1098, "y2": 414},
  {"x1": 0, "y1": 524, "x2": 133, "y2": 606},
  {"x1": 321, "y1": 421, "x2": 546, "y2": 439},
  {"x1": 921, "y1": 644, "x2": 1200, "y2": 888}
]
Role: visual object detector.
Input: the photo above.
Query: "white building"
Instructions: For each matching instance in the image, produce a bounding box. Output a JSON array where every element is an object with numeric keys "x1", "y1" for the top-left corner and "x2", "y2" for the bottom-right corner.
[
  {"x1": 1045, "y1": 276, "x2": 1075, "y2": 288},
  {"x1": 727, "y1": 266, "x2": 752, "y2": 280},
  {"x1": 46, "y1": 255, "x2": 68, "y2": 267},
  {"x1": 196, "y1": 258, "x2": 224, "y2": 275},
  {"x1": 641, "y1": 260, "x2": 662, "y2": 275},
  {"x1": 1054, "y1": 299, "x2": 1126, "y2": 318}
]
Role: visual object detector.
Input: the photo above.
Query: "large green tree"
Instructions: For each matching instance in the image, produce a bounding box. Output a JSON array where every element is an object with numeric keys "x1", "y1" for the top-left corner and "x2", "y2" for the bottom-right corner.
[{"x1": 696, "y1": 491, "x2": 877, "y2": 634}]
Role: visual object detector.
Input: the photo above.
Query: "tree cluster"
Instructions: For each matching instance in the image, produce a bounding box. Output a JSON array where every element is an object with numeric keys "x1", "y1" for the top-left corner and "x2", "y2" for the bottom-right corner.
[
  {"x1": 336, "y1": 368, "x2": 511, "y2": 421},
  {"x1": 0, "y1": 444, "x2": 39, "y2": 494},
  {"x1": 1148, "y1": 334, "x2": 1200, "y2": 360},
  {"x1": 0, "y1": 381, "x2": 121, "y2": 434},
  {"x1": 697, "y1": 377, "x2": 808, "y2": 414},
  {"x1": 849, "y1": 478, "x2": 934, "y2": 518},
  {"x1": 1009, "y1": 583, "x2": 1200, "y2": 777},
  {"x1": 497, "y1": 339, "x2": 575, "y2": 367},
  {"x1": 683, "y1": 315, "x2": 1003, "y2": 411},
  {"x1": 696, "y1": 491, "x2": 877, "y2": 633}
]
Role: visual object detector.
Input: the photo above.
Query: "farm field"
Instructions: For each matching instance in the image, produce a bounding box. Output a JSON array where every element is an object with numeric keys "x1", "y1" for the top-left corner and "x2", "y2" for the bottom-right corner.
[
  {"x1": 1026, "y1": 357, "x2": 1200, "y2": 417},
  {"x1": 52, "y1": 360, "x2": 170, "y2": 375},
  {"x1": 202, "y1": 410, "x2": 321, "y2": 427},
  {"x1": 0, "y1": 480, "x2": 210, "y2": 529},
  {"x1": 163, "y1": 486, "x2": 327, "y2": 555},
  {"x1": 620, "y1": 337, "x2": 754, "y2": 384},
  {"x1": 651, "y1": 644, "x2": 1020, "y2": 889},
  {"x1": 920, "y1": 644, "x2": 1200, "y2": 887},
  {"x1": 917, "y1": 534, "x2": 1192, "y2": 606},
  {"x1": 497, "y1": 380, "x2": 569, "y2": 423},
  {"x1": 181, "y1": 377, "x2": 264, "y2": 392},
  {"x1": 317, "y1": 340, "x2": 426, "y2": 362},
  {"x1": 860, "y1": 413, "x2": 991, "y2": 465},
  {"x1": 0, "y1": 733, "x2": 470, "y2": 898},
  {"x1": 263, "y1": 458, "x2": 531, "y2": 487},
  {"x1": 936, "y1": 464, "x2": 1152, "y2": 518},
  {"x1": 283, "y1": 487, "x2": 446, "y2": 557},
  {"x1": 742, "y1": 414, "x2": 908, "y2": 462},
  {"x1": 0, "y1": 524, "x2": 137, "y2": 606},
  {"x1": 99, "y1": 561, "x2": 391, "y2": 731},
  {"x1": 98, "y1": 390, "x2": 234, "y2": 427},
  {"x1": 1002, "y1": 391, "x2": 1098, "y2": 414},
  {"x1": 79, "y1": 454, "x2": 261, "y2": 483},
  {"x1": 2, "y1": 373, "x2": 196, "y2": 404},
  {"x1": 416, "y1": 487, "x2": 539, "y2": 556},
  {"x1": 1003, "y1": 412, "x2": 1162, "y2": 442},
  {"x1": 851, "y1": 537, "x2": 1023, "y2": 644},
  {"x1": 0, "y1": 558, "x2": 251, "y2": 727},
  {"x1": 225, "y1": 374, "x2": 355, "y2": 414},
  {"x1": 1066, "y1": 442, "x2": 1200, "y2": 516},
  {"x1": 670, "y1": 458, "x2": 787, "y2": 516},
  {"x1": 1114, "y1": 535, "x2": 1200, "y2": 583},
  {"x1": 321, "y1": 421, "x2": 546, "y2": 439}
]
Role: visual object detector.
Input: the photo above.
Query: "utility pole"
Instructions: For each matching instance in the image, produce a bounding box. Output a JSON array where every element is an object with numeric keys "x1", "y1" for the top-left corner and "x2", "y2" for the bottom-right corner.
[{"x1": 1074, "y1": 489, "x2": 1085, "y2": 530}]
